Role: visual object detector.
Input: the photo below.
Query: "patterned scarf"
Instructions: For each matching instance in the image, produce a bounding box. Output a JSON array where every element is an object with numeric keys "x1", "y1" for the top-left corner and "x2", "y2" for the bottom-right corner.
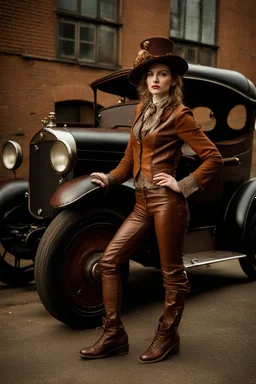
[{"x1": 133, "y1": 96, "x2": 172, "y2": 140}]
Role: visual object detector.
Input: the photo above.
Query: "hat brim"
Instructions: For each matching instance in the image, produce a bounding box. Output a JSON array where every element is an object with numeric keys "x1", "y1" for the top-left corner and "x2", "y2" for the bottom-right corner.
[{"x1": 128, "y1": 55, "x2": 188, "y2": 86}]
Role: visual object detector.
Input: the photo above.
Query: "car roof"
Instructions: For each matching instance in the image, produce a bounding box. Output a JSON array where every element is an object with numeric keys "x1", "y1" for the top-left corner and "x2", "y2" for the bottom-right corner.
[
  {"x1": 90, "y1": 64, "x2": 256, "y2": 102},
  {"x1": 90, "y1": 69, "x2": 137, "y2": 100}
]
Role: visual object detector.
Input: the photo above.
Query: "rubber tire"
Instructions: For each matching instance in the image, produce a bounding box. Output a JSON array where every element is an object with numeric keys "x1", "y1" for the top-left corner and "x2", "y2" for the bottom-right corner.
[{"x1": 35, "y1": 208, "x2": 128, "y2": 328}]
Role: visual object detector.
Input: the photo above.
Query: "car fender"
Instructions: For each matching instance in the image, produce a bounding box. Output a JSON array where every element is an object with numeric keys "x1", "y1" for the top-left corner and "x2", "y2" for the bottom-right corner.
[
  {"x1": 0, "y1": 179, "x2": 28, "y2": 218},
  {"x1": 221, "y1": 178, "x2": 256, "y2": 252},
  {"x1": 50, "y1": 175, "x2": 136, "y2": 214},
  {"x1": 50, "y1": 175, "x2": 102, "y2": 209}
]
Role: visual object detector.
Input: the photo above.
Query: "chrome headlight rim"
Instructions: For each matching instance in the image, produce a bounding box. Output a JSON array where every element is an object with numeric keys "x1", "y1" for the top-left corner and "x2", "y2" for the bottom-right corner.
[
  {"x1": 2, "y1": 140, "x2": 23, "y2": 170},
  {"x1": 50, "y1": 139, "x2": 75, "y2": 174}
]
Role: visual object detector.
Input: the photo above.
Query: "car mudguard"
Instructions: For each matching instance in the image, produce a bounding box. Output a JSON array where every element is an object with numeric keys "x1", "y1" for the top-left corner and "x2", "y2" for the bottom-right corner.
[
  {"x1": 50, "y1": 175, "x2": 136, "y2": 213},
  {"x1": 221, "y1": 178, "x2": 256, "y2": 252},
  {"x1": 0, "y1": 179, "x2": 28, "y2": 218},
  {"x1": 50, "y1": 175, "x2": 102, "y2": 209}
]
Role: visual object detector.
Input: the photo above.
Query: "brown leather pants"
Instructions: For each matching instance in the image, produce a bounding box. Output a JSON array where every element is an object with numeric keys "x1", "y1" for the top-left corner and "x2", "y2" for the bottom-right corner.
[{"x1": 100, "y1": 187, "x2": 190, "y2": 321}]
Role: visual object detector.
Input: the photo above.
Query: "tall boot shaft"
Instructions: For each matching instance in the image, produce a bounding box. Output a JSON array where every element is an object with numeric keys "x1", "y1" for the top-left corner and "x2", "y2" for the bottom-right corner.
[
  {"x1": 79, "y1": 271, "x2": 128, "y2": 359},
  {"x1": 163, "y1": 290, "x2": 187, "y2": 329},
  {"x1": 101, "y1": 273, "x2": 122, "y2": 321}
]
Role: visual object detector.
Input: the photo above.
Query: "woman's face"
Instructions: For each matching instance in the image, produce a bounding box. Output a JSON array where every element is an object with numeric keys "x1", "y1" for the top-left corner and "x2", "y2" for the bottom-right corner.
[{"x1": 146, "y1": 63, "x2": 175, "y2": 99}]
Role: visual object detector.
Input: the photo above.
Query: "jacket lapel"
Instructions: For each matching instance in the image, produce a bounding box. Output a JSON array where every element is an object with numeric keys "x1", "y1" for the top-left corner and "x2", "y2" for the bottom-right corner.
[
  {"x1": 131, "y1": 103, "x2": 177, "y2": 142},
  {"x1": 133, "y1": 103, "x2": 175, "y2": 125},
  {"x1": 160, "y1": 106, "x2": 175, "y2": 121},
  {"x1": 132, "y1": 103, "x2": 144, "y2": 126}
]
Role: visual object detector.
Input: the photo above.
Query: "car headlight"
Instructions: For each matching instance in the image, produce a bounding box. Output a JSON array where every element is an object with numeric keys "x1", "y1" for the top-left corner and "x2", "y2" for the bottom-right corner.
[
  {"x1": 50, "y1": 140, "x2": 74, "y2": 173},
  {"x1": 2, "y1": 141, "x2": 23, "y2": 170}
]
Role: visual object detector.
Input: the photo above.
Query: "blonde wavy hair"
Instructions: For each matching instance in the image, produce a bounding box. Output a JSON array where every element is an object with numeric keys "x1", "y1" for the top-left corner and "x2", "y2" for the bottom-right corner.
[{"x1": 137, "y1": 66, "x2": 183, "y2": 110}]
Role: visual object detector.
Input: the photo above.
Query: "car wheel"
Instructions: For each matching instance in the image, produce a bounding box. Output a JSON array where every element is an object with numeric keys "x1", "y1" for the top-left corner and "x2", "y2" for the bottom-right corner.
[
  {"x1": 0, "y1": 203, "x2": 35, "y2": 286},
  {"x1": 35, "y1": 208, "x2": 129, "y2": 328},
  {"x1": 239, "y1": 220, "x2": 256, "y2": 280}
]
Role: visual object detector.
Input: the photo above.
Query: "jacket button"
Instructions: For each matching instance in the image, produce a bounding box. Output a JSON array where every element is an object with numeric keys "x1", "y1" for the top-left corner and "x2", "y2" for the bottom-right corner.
[{"x1": 137, "y1": 140, "x2": 140, "y2": 144}]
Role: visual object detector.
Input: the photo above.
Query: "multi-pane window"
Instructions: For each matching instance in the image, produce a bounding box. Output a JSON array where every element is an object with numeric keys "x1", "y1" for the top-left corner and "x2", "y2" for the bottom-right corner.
[
  {"x1": 57, "y1": 0, "x2": 119, "y2": 67},
  {"x1": 170, "y1": 0, "x2": 217, "y2": 66}
]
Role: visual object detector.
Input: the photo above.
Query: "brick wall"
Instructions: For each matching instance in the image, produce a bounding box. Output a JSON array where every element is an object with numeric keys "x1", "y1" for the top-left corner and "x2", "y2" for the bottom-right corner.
[
  {"x1": 121, "y1": 0, "x2": 171, "y2": 68},
  {"x1": 0, "y1": 0, "x2": 56, "y2": 58},
  {"x1": 217, "y1": 0, "x2": 256, "y2": 84},
  {"x1": 217, "y1": 0, "x2": 256, "y2": 176}
]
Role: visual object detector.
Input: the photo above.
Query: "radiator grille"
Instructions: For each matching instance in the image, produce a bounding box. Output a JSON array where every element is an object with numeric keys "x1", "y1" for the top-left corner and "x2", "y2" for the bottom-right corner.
[{"x1": 29, "y1": 141, "x2": 60, "y2": 219}]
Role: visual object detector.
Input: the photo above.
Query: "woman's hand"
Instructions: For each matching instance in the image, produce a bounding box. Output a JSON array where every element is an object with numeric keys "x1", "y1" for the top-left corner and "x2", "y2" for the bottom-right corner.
[
  {"x1": 153, "y1": 172, "x2": 181, "y2": 193},
  {"x1": 90, "y1": 172, "x2": 109, "y2": 188}
]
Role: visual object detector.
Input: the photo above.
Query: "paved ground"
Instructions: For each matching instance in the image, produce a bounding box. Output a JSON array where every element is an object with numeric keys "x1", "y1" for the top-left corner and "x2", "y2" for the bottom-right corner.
[{"x1": 1, "y1": 260, "x2": 256, "y2": 384}]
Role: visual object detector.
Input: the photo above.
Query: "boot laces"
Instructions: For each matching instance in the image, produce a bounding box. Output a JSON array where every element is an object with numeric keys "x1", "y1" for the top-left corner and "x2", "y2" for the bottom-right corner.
[
  {"x1": 97, "y1": 332, "x2": 105, "y2": 345},
  {"x1": 94, "y1": 326, "x2": 105, "y2": 346},
  {"x1": 146, "y1": 330, "x2": 161, "y2": 350},
  {"x1": 151, "y1": 336, "x2": 159, "y2": 349}
]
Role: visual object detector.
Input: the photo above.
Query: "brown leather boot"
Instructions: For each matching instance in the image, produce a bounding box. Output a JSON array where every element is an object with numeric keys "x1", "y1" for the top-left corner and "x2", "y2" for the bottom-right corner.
[
  {"x1": 139, "y1": 290, "x2": 186, "y2": 364},
  {"x1": 139, "y1": 316, "x2": 180, "y2": 363},
  {"x1": 79, "y1": 317, "x2": 129, "y2": 359},
  {"x1": 79, "y1": 274, "x2": 129, "y2": 359}
]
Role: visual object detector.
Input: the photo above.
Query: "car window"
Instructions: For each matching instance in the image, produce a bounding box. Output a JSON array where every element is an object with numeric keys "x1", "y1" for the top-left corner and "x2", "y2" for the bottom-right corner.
[
  {"x1": 227, "y1": 104, "x2": 247, "y2": 130},
  {"x1": 192, "y1": 107, "x2": 216, "y2": 132},
  {"x1": 99, "y1": 102, "x2": 138, "y2": 129}
]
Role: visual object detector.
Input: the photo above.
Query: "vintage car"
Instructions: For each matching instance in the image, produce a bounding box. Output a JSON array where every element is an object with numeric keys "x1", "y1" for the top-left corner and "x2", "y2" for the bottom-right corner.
[{"x1": 1, "y1": 65, "x2": 256, "y2": 328}]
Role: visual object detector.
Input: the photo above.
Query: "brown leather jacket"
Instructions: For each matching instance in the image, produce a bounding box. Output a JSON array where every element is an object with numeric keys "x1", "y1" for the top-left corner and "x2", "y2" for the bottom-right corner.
[{"x1": 109, "y1": 103, "x2": 223, "y2": 193}]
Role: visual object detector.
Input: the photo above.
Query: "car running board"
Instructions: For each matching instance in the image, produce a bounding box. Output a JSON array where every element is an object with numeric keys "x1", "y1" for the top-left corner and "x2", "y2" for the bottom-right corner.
[{"x1": 183, "y1": 250, "x2": 246, "y2": 269}]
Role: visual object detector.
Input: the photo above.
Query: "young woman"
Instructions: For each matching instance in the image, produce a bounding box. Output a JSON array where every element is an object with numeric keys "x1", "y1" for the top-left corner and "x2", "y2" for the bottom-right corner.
[{"x1": 79, "y1": 37, "x2": 223, "y2": 363}]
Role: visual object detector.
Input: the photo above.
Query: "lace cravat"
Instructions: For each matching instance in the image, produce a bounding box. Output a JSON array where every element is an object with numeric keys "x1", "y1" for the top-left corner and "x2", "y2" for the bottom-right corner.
[{"x1": 133, "y1": 97, "x2": 171, "y2": 140}]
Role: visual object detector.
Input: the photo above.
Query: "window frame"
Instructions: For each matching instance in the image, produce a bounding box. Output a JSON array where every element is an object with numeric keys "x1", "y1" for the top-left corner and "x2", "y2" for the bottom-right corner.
[
  {"x1": 170, "y1": 0, "x2": 217, "y2": 45},
  {"x1": 56, "y1": 0, "x2": 121, "y2": 69},
  {"x1": 172, "y1": 36, "x2": 218, "y2": 67},
  {"x1": 170, "y1": 0, "x2": 219, "y2": 67}
]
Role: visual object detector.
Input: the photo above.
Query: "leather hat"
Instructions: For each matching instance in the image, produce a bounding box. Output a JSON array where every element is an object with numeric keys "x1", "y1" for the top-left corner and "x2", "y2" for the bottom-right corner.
[{"x1": 128, "y1": 37, "x2": 188, "y2": 86}]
